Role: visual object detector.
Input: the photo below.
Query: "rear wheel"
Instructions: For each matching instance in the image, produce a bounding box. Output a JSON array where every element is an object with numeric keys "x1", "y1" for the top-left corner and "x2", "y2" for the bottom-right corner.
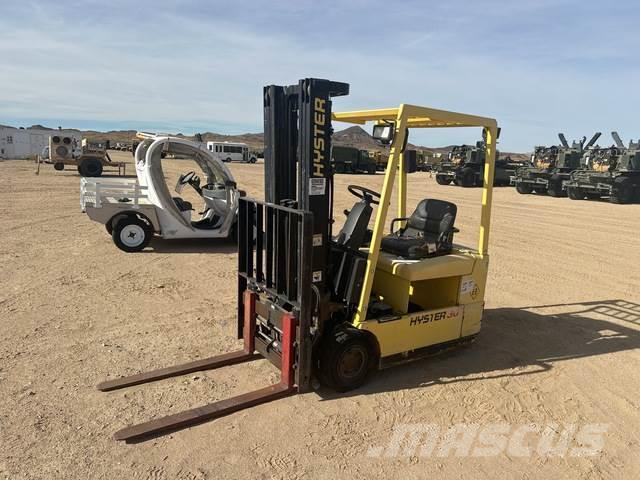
[
  {"x1": 367, "y1": 164, "x2": 376, "y2": 175},
  {"x1": 317, "y1": 328, "x2": 374, "y2": 392},
  {"x1": 611, "y1": 177, "x2": 633, "y2": 204},
  {"x1": 460, "y1": 168, "x2": 476, "y2": 188},
  {"x1": 516, "y1": 183, "x2": 533, "y2": 194},
  {"x1": 112, "y1": 216, "x2": 152, "y2": 252},
  {"x1": 54, "y1": 162, "x2": 64, "y2": 171},
  {"x1": 435, "y1": 174, "x2": 451, "y2": 185},
  {"x1": 567, "y1": 186, "x2": 584, "y2": 200},
  {"x1": 547, "y1": 175, "x2": 565, "y2": 197}
]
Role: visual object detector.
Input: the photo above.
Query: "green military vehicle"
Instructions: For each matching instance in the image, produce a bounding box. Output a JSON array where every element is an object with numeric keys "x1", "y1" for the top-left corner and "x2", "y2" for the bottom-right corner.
[
  {"x1": 566, "y1": 132, "x2": 640, "y2": 204},
  {"x1": 331, "y1": 145, "x2": 377, "y2": 174},
  {"x1": 512, "y1": 132, "x2": 601, "y2": 197},
  {"x1": 434, "y1": 141, "x2": 521, "y2": 187}
]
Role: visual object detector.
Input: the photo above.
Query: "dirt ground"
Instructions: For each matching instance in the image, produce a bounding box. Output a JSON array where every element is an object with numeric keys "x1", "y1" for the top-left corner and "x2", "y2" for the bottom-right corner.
[{"x1": 1, "y1": 151, "x2": 639, "y2": 480}]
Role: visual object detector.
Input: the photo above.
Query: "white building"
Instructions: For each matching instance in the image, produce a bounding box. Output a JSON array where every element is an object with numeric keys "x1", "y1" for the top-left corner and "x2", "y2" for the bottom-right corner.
[{"x1": 0, "y1": 126, "x2": 81, "y2": 159}]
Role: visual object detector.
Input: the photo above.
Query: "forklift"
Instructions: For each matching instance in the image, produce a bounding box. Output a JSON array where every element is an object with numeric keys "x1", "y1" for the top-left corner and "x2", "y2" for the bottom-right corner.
[{"x1": 97, "y1": 78, "x2": 499, "y2": 442}]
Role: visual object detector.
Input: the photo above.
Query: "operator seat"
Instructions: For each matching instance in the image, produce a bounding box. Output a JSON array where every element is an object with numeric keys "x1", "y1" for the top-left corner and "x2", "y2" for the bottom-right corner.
[
  {"x1": 172, "y1": 197, "x2": 193, "y2": 212},
  {"x1": 331, "y1": 198, "x2": 374, "y2": 306},
  {"x1": 381, "y1": 199, "x2": 458, "y2": 259},
  {"x1": 334, "y1": 200, "x2": 372, "y2": 249}
]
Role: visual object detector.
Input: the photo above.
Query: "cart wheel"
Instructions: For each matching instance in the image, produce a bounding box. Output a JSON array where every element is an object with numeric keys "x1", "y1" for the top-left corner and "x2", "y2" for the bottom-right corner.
[
  {"x1": 318, "y1": 328, "x2": 374, "y2": 392},
  {"x1": 106, "y1": 214, "x2": 126, "y2": 235},
  {"x1": 53, "y1": 162, "x2": 64, "y2": 171},
  {"x1": 112, "y1": 216, "x2": 151, "y2": 252}
]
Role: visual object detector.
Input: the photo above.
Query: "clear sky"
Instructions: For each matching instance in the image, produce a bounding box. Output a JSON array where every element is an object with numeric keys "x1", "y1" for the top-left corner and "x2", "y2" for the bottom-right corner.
[{"x1": 1, "y1": 0, "x2": 639, "y2": 151}]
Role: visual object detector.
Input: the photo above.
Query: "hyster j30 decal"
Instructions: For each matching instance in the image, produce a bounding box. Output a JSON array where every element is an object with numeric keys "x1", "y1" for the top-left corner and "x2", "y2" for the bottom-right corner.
[{"x1": 409, "y1": 307, "x2": 461, "y2": 326}]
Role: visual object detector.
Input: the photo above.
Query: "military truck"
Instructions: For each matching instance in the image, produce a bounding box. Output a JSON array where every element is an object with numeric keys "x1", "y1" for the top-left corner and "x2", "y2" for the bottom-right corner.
[
  {"x1": 332, "y1": 145, "x2": 377, "y2": 174},
  {"x1": 434, "y1": 141, "x2": 521, "y2": 187},
  {"x1": 566, "y1": 132, "x2": 640, "y2": 204},
  {"x1": 512, "y1": 132, "x2": 601, "y2": 197}
]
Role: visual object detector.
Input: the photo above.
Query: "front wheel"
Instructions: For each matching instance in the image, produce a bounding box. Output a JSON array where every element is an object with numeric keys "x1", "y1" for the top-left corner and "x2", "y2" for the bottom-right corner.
[
  {"x1": 547, "y1": 176, "x2": 565, "y2": 197},
  {"x1": 611, "y1": 177, "x2": 634, "y2": 204},
  {"x1": 112, "y1": 216, "x2": 152, "y2": 252},
  {"x1": 460, "y1": 168, "x2": 476, "y2": 188},
  {"x1": 567, "y1": 186, "x2": 584, "y2": 200},
  {"x1": 435, "y1": 174, "x2": 451, "y2": 185},
  {"x1": 516, "y1": 183, "x2": 533, "y2": 194},
  {"x1": 317, "y1": 328, "x2": 374, "y2": 392}
]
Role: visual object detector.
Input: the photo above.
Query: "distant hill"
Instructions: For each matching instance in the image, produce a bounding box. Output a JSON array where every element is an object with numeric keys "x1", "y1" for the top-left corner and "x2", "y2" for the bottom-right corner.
[{"x1": 1, "y1": 123, "x2": 527, "y2": 159}]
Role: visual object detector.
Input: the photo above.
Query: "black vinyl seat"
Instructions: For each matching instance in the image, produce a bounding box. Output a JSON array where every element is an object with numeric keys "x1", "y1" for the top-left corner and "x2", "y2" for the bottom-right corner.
[
  {"x1": 331, "y1": 199, "x2": 374, "y2": 306},
  {"x1": 381, "y1": 199, "x2": 458, "y2": 259},
  {"x1": 334, "y1": 200, "x2": 372, "y2": 249},
  {"x1": 172, "y1": 197, "x2": 193, "y2": 212}
]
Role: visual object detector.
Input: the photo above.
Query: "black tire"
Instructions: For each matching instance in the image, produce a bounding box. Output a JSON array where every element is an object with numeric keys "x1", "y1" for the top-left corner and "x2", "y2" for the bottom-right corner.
[
  {"x1": 249, "y1": 157, "x2": 257, "y2": 164},
  {"x1": 460, "y1": 168, "x2": 476, "y2": 188},
  {"x1": 567, "y1": 186, "x2": 584, "y2": 200},
  {"x1": 547, "y1": 175, "x2": 566, "y2": 197},
  {"x1": 80, "y1": 158, "x2": 103, "y2": 177},
  {"x1": 516, "y1": 183, "x2": 533, "y2": 194},
  {"x1": 317, "y1": 328, "x2": 374, "y2": 392},
  {"x1": 611, "y1": 177, "x2": 633, "y2": 204},
  {"x1": 225, "y1": 157, "x2": 232, "y2": 163},
  {"x1": 106, "y1": 214, "x2": 127, "y2": 235},
  {"x1": 53, "y1": 162, "x2": 64, "y2": 171},
  {"x1": 112, "y1": 216, "x2": 152, "y2": 252},
  {"x1": 368, "y1": 164, "x2": 376, "y2": 175},
  {"x1": 435, "y1": 174, "x2": 451, "y2": 185}
]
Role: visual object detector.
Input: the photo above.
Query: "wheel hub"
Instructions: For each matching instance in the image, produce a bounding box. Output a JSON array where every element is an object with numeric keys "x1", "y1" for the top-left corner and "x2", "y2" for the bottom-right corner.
[{"x1": 120, "y1": 224, "x2": 145, "y2": 247}]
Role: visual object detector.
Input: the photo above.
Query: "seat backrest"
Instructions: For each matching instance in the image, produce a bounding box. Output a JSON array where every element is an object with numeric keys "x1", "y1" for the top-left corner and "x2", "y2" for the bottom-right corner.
[
  {"x1": 334, "y1": 200, "x2": 373, "y2": 249},
  {"x1": 406, "y1": 199, "x2": 457, "y2": 236}
]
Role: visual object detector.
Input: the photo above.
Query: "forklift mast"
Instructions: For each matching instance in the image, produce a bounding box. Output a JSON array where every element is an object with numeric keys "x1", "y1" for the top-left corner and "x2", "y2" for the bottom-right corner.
[{"x1": 263, "y1": 78, "x2": 349, "y2": 290}]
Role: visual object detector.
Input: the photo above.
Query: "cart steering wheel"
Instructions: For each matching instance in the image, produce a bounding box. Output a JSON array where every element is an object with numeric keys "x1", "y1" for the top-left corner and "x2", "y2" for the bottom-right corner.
[
  {"x1": 179, "y1": 171, "x2": 198, "y2": 185},
  {"x1": 348, "y1": 185, "x2": 381, "y2": 205}
]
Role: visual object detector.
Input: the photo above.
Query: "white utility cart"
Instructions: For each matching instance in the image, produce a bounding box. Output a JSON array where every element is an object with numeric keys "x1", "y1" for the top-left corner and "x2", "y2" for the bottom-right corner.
[{"x1": 80, "y1": 134, "x2": 241, "y2": 252}]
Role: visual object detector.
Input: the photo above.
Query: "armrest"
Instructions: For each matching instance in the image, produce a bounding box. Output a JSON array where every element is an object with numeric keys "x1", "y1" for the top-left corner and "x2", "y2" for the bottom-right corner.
[{"x1": 390, "y1": 217, "x2": 410, "y2": 234}]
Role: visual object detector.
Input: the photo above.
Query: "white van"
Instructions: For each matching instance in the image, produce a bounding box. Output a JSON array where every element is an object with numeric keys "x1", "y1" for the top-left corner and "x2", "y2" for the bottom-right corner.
[{"x1": 206, "y1": 141, "x2": 257, "y2": 163}]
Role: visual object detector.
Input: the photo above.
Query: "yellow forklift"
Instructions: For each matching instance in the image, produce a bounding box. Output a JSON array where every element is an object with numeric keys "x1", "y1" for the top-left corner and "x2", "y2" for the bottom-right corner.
[{"x1": 98, "y1": 78, "x2": 498, "y2": 441}]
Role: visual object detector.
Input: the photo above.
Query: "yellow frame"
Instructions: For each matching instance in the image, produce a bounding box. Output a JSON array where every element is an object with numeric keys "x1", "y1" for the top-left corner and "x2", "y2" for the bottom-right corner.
[{"x1": 332, "y1": 104, "x2": 498, "y2": 326}]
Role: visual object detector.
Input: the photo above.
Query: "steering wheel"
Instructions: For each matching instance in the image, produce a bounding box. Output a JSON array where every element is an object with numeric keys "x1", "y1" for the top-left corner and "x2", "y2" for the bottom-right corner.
[
  {"x1": 180, "y1": 171, "x2": 196, "y2": 185},
  {"x1": 348, "y1": 185, "x2": 381, "y2": 205}
]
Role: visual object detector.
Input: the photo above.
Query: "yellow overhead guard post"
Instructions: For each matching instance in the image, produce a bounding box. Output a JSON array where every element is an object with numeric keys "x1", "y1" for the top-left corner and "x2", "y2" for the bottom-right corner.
[{"x1": 333, "y1": 104, "x2": 498, "y2": 326}]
